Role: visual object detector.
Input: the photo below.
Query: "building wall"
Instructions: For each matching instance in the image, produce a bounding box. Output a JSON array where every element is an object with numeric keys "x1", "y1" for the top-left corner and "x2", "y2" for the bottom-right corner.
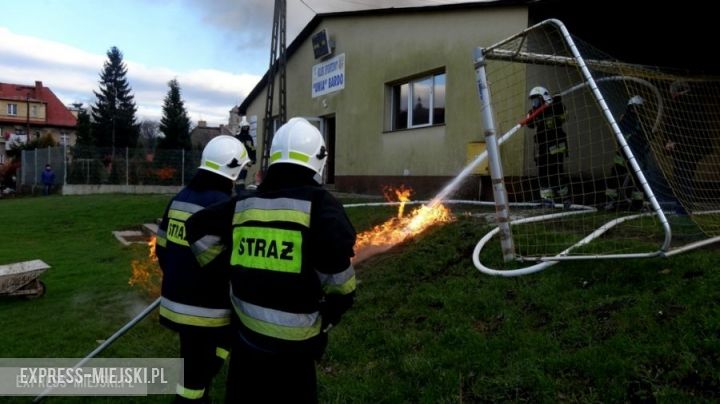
[
  {"x1": 0, "y1": 99, "x2": 47, "y2": 124},
  {"x1": 244, "y1": 6, "x2": 529, "y2": 196}
]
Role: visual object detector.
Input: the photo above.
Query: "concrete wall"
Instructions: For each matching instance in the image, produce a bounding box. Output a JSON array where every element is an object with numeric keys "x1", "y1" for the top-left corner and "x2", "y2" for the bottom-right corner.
[{"x1": 62, "y1": 184, "x2": 181, "y2": 195}]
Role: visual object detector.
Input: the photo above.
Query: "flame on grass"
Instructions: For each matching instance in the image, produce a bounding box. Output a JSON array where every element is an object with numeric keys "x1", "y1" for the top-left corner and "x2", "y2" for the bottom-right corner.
[
  {"x1": 129, "y1": 235, "x2": 162, "y2": 297},
  {"x1": 384, "y1": 185, "x2": 412, "y2": 218},
  {"x1": 354, "y1": 186, "x2": 455, "y2": 263}
]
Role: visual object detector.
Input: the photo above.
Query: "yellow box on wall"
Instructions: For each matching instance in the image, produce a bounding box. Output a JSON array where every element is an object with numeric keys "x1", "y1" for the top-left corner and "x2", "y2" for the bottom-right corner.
[{"x1": 466, "y1": 142, "x2": 489, "y2": 175}]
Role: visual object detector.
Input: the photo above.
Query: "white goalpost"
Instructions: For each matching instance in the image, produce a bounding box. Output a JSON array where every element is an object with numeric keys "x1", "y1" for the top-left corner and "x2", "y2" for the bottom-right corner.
[{"x1": 471, "y1": 19, "x2": 720, "y2": 276}]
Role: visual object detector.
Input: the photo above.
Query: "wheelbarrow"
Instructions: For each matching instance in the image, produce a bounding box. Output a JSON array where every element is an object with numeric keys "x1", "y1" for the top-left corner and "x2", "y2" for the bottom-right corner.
[{"x1": 0, "y1": 260, "x2": 50, "y2": 298}]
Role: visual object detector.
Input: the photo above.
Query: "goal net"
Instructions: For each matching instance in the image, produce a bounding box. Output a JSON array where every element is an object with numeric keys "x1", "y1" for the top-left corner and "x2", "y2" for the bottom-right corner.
[{"x1": 473, "y1": 19, "x2": 720, "y2": 274}]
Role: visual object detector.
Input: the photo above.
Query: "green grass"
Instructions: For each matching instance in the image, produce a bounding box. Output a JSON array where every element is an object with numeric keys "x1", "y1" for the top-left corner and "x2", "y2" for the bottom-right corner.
[{"x1": 1, "y1": 194, "x2": 719, "y2": 403}]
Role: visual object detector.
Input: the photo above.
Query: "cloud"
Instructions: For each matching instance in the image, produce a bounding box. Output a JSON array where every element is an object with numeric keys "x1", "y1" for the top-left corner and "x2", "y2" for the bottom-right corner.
[{"x1": 0, "y1": 27, "x2": 261, "y2": 126}]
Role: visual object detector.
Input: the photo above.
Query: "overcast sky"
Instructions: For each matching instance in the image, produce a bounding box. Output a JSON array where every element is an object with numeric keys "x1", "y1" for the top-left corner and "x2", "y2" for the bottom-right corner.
[{"x1": 1, "y1": 0, "x2": 472, "y2": 127}]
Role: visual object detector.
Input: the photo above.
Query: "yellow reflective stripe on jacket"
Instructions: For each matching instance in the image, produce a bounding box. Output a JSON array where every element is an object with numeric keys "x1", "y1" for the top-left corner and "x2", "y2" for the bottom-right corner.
[
  {"x1": 216, "y1": 347, "x2": 230, "y2": 360},
  {"x1": 168, "y1": 209, "x2": 192, "y2": 221},
  {"x1": 324, "y1": 275, "x2": 356, "y2": 295},
  {"x1": 233, "y1": 197, "x2": 311, "y2": 227},
  {"x1": 176, "y1": 384, "x2": 205, "y2": 400},
  {"x1": 191, "y1": 235, "x2": 225, "y2": 267},
  {"x1": 156, "y1": 229, "x2": 167, "y2": 248},
  {"x1": 231, "y1": 293, "x2": 321, "y2": 341},
  {"x1": 234, "y1": 209, "x2": 310, "y2": 227},
  {"x1": 160, "y1": 297, "x2": 231, "y2": 327},
  {"x1": 548, "y1": 142, "x2": 567, "y2": 155},
  {"x1": 316, "y1": 264, "x2": 356, "y2": 295},
  {"x1": 231, "y1": 226, "x2": 302, "y2": 273}
]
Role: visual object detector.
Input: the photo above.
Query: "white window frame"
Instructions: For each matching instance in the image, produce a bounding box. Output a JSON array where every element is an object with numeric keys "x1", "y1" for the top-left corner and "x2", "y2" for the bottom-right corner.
[
  {"x1": 390, "y1": 72, "x2": 445, "y2": 131},
  {"x1": 7, "y1": 103, "x2": 18, "y2": 116}
]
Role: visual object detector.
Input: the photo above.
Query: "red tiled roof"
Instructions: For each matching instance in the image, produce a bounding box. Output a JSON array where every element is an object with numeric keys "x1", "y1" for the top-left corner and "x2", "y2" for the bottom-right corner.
[{"x1": 0, "y1": 81, "x2": 77, "y2": 128}]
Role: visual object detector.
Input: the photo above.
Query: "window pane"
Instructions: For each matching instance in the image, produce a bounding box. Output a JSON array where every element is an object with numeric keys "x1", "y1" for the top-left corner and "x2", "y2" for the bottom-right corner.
[
  {"x1": 433, "y1": 73, "x2": 446, "y2": 125},
  {"x1": 411, "y1": 77, "x2": 431, "y2": 126},
  {"x1": 393, "y1": 83, "x2": 408, "y2": 130}
]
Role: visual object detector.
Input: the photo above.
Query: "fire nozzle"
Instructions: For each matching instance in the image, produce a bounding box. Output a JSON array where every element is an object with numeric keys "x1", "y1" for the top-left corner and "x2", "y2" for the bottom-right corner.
[{"x1": 518, "y1": 101, "x2": 551, "y2": 127}]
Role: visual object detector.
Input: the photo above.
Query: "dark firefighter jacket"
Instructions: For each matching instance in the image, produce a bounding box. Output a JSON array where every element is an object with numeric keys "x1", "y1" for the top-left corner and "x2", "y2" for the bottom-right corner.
[
  {"x1": 527, "y1": 95, "x2": 568, "y2": 157},
  {"x1": 235, "y1": 129, "x2": 257, "y2": 164},
  {"x1": 155, "y1": 170, "x2": 234, "y2": 333},
  {"x1": 616, "y1": 105, "x2": 647, "y2": 165},
  {"x1": 186, "y1": 163, "x2": 356, "y2": 357}
]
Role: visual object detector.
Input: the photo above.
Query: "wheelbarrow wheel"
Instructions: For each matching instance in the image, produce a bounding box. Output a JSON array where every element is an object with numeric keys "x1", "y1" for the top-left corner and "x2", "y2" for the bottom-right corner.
[{"x1": 24, "y1": 280, "x2": 46, "y2": 299}]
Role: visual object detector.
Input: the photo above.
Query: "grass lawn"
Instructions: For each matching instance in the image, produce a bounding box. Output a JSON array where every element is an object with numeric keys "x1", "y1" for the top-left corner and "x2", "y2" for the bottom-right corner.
[{"x1": 1, "y1": 194, "x2": 719, "y2": 403}]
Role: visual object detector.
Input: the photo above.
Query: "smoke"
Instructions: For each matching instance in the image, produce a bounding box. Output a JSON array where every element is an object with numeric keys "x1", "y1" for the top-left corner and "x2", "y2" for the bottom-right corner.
[
  {"x1": 183, "y1": 0, "x2": 314, "y2": 54},
  {"x1": 182, "y1": 0, "x2": 473, "y2": 56},
  {"x1": 124, "y1": 297, "x2": 153, "y2": 320}
]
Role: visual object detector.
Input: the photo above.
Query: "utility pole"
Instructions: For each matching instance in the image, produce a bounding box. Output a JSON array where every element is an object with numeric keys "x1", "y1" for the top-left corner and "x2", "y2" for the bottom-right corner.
[
  {"x1": 260, "y1": 0, "x2": 287, "y2": 173},
  {"x1": 26, "y1": 95, "x2": 30, "y2": 141},
  {"x1": 110, "y1": 84, "x2": 116, "y2": 158}
]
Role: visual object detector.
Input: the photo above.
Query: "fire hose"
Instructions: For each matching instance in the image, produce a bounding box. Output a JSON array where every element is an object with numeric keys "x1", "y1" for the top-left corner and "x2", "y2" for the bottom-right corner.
[{"x1": 32, "y1": 297, "x2": 161, "y2": 403}]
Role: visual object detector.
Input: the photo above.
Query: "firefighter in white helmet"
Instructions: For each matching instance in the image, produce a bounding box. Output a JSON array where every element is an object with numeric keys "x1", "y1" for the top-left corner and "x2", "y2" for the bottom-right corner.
[
  {"x1": 234, "y1": 116, "x2": 257, "y2": 193},
  {"x1": 605, "y1": 96, "x2": 649, "y2": 211},
  {"x1": 185, "y1": 117, "x2": 356, "y2": 402},
  {"x1": 155, "y1": 135, "x2": 250, "y2": 402},
  {"x1": 526, "y1": 86, "x2": 571, "y2": 208}
]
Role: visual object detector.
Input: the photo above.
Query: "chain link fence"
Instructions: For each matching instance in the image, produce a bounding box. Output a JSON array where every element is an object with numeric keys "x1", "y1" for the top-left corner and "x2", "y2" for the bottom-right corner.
[{"x1": 20, "y1": 146, "x2": 201, "y2": 193}]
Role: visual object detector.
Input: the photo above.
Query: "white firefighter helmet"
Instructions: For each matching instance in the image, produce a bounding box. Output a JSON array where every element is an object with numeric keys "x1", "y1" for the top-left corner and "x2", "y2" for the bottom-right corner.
[
  {"x1": 529, "y1": 86, "x2": 552, "y2": 104},
  {"x1": 239, "y1": 116, "x2": 250, "y2": 129},
  {"x1": 628, "y1": 95, "x2": 645, "y2": 106},
  {"x1": 269, "y1": 117, "x2": 327, "y2": 178},
  {"x1": 198, "y1": 135, "x2": 250, "y2": 181}
]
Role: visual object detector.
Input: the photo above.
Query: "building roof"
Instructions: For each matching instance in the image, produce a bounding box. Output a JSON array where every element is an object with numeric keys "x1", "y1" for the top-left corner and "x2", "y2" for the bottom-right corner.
[
  {"x1": 0, "y1": 81, "x2": 77, "y2": 128},
  {"x1": 237, "y1": 0, "x2": 532, "y2": 113}
]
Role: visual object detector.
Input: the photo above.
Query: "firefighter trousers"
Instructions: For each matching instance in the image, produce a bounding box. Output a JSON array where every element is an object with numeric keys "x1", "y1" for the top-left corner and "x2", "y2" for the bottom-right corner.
[
  {"x1": 225, "y1": 338, "x2": 317, "y2": 404},
  {"x1": 175, "y1": 330, "x2": 229, "y2": 403}
]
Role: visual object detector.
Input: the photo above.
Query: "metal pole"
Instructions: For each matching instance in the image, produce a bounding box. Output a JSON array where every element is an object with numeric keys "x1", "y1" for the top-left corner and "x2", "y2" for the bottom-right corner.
[
  {"x1": 26, "y1": 95, "x2": 31, "y2": 141},
  {"x1": 126, "y1": 147, "x2": 129, "y2": 186},
  {"x1": 474, "y1": 47, "x2": 515, "y2": 262},
  {"x1": 181, "y1": 149, "x2": 185, "y2": 186},
  {"x1": 32, "y1": 298, "x2": 161, "y2": 403},
  {"x1": 34, "y1": 148, "x2": 38, "y2": 188},
  {"x1": 21, "y1": 150, "x2": 26, "y2": 186},
  {"x1": 63, "y1": 143, "x2": 67, "y2": 187}
]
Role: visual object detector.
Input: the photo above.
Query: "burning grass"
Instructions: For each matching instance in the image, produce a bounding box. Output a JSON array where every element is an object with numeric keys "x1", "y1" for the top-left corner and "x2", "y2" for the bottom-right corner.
[
  {"x1": 128, "y1": 235, "x2": 162, "y2": 298},
  {"x1": 1, "y1": 194, "x2": 719, "y2": 403},
  {"x1": 353, "y1": 185, "x2": 455, "y2": 264}
]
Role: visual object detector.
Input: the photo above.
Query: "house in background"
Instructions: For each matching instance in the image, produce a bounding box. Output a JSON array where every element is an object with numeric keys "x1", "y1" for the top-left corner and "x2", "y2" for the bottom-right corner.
[
  {"x1": 0, "y1": 81, "x2": 77, "y2": 163},
  {"x1": 190, "y1": 106, "x2": 255, "y2": 150},
  {"x1": 189, "y1": 120, "x2": 234, "y2": 149}
]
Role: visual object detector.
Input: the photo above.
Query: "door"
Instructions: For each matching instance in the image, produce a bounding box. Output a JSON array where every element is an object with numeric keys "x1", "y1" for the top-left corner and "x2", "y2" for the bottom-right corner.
[{"x1": 304, "y1": 116, "x2": 335, "y2": 185}]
